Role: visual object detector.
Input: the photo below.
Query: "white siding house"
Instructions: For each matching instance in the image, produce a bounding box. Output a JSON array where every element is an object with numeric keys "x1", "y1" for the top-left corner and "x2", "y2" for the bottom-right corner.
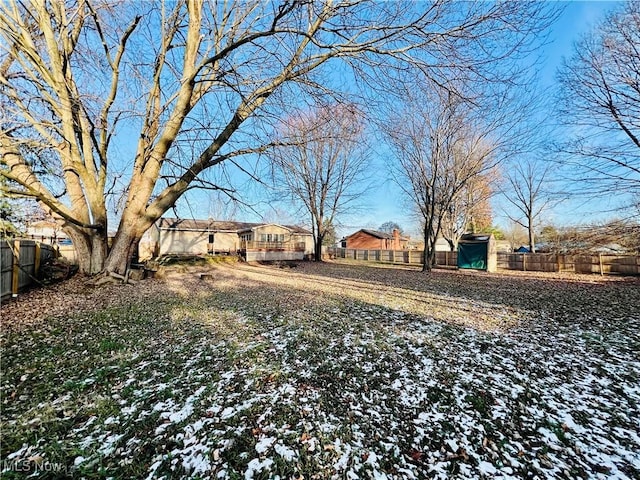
[{"x1": 140, "y1": 218, "x2": 314, "y2": 260}]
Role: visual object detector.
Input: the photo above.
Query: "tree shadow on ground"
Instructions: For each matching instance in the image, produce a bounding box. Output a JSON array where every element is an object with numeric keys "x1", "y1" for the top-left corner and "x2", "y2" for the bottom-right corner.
[{"x1": 301, "y1": 262, "x2": 639, "y2": 319}]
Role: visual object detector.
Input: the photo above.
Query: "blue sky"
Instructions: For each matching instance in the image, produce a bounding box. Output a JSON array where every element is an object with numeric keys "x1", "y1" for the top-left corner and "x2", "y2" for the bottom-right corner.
[
  {"x1": 171, "y1": 1, "x2": 624, "y2": 239},
  {"x1": 487, "y1": 1, "x2": 624, "y2": 233}
]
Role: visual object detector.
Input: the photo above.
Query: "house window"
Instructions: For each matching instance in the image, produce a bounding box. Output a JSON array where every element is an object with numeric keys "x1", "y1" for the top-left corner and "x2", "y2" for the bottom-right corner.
[
  {"x1": 208, "y1": 234, "x2": 214, "y2": 244},
  {"x1": 260, "y1": 234, "x2": 266, "y2": 242}
]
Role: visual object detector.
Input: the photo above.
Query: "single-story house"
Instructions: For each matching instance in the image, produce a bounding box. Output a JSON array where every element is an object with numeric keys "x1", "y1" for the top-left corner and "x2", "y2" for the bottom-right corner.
[
  {"x1": 344, "y1": 229, "x2": 409, "y2": 250},
  {"x1": 140, "y1": 218, "x2": 314, "y2": 261},
  {"x1": 25, "y1": 220, "x2": 68, "y2": 245}
]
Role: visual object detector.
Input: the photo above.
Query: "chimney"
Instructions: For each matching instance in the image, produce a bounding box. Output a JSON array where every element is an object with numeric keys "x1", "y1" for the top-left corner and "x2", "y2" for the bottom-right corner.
[{"x1": 392, "y1": 228, "x2": 399, "y2": 249}]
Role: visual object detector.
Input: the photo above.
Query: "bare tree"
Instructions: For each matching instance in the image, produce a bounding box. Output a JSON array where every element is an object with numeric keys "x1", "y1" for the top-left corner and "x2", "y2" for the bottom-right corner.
[
  {"x1": 502, "y1": 159, "x2": 555, "y2": 253},
  {"x1": 557, "y1": 1, "x2": 640, "y2": 212},
  {"x1": 384, "y1": 88, "x2": 500, "y2": 271},
  {"x1": 575, "y1": 220, "x2": 640, "y2": 254},
  {"x1": 322, "y1": 219, "x2": 337, "y2": 247},
  {"x1": 0, "y1": 0, "x2": 559, "y2": 275},
  {"x1": 206, "y1": 191, "x2": 239, "y2": 222},
  {"x1": 379, "y1": 221, "x2": 404, "y2": 236},
  {"x1": 539, "y1": 221, "x2": 640, "y2": 254},
  {"x1": 504, "y1": 220, "x2": 529, "y2": 252},
  {"x1": 269, "y1": 103, "x2": 368, "y2": 261},
  {"x1": 440, "y1": 170, "x2": 496, "y2": 251}
]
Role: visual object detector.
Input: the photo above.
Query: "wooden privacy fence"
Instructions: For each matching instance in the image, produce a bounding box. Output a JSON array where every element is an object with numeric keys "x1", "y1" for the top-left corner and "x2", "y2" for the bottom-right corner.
[
  {"x1": 326, "y1": 247, "x2": 640, "y2": 276},
  {"x1": 1, "y1": 240, "x2": 56, "y2": 301},
  {"x1": 497, "y1": 253, "x2": 640, "y2": 275},
  {"x1": 327, "y1": 247, "x2": 458, "y2": 267}
]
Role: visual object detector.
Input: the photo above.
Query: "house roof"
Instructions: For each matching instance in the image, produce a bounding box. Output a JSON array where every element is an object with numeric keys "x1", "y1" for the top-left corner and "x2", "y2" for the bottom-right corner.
[
  {"x1": 212, "y1": 220, "x2": 260, "y2": 232},
  {"x1": 157, "y1": 218, "x2": 311, "y2": 235},
  {"x1": 157, "y1": 218, "x2": 214, "y2": 231},
  {"x1": 361, "y1": 229, "x2": 394, "y2": 239},
  {"x1": 27, "y1": 220, "x2": 59, "y2": 228},
  {"x1": 236, "y1": 223, "x2": 312, "y2": 234},
  {"x1": 347, "y1": 229, "x2": 409, "y2": 241},
  {"x1": 344, "y1": 229, "x2": 393, "y2": 240}
]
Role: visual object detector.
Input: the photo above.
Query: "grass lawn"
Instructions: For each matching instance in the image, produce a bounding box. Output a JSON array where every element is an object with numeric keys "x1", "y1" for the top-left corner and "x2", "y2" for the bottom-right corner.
[{"x1": 1, "y1": 261, "x2": 639, "y2": 479}]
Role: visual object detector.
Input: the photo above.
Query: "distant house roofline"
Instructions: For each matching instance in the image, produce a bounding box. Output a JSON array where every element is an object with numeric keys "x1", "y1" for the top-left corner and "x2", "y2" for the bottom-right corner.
[
  {"x1": 237, "y1": 223, "x2": 296, "y2": 233},
  {"x1": 26, "y1": 220, "x2": 60, "y2": 228},
  {"x1": 156, "y1": 217, "x2": 312, "y2": 235},
  {"x1": 156, "y1": 218, "x2": 214, "y2": 231},
  {"x1": 346, "y1": 228, "x2": 410, "y2": 241},
  {"x1": 238, "y1": 222, "x2": 313, "y2": 235}
]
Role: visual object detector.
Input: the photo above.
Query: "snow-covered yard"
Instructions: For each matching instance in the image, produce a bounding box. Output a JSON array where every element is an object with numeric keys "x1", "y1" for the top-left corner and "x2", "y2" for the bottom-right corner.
[{"x1": 1, "y1": 261, "x2": 639, "y2": 479}]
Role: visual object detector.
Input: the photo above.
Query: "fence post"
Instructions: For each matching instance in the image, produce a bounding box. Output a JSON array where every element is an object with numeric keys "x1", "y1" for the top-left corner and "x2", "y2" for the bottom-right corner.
[
  {"x1": 34, "y1": 242, "x2": 41, "y2": 277},
  {"x1": 12, "y1": 239, "x2": 20, "y2": 296},
  {"x1": 523, "y1": 254, "x2": 526, "y2": 271},
  {"x1": 599, "y1": 253, "x2": 604, "y2": 276}
]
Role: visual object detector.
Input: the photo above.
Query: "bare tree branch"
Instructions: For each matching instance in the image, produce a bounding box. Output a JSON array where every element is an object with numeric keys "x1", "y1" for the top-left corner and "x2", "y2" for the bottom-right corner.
[
  {"x1": 382, "y1": 85, "x2": 503, "y2": 271},
  {"x1": 0, "y1": 0, "x2": 558, "y2": 274},
  {"x1": 501, "y1": 159, "x2": 558, "y2": 253},
  {"x1": 557, "y1": 1, "x2": 640, "y2": 213},
  {"x1": 269, "y1": 102, "x2": 369, "y2": 261}
]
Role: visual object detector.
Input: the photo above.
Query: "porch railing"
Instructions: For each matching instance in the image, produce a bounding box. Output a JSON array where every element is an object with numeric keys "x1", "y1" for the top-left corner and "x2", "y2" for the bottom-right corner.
[{"x1": 240, "y1": 241, "x2": 306, "y2": 251}]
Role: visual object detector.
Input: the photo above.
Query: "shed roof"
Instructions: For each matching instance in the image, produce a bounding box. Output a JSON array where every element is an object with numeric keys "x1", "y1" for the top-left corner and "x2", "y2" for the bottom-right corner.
[{"x1": 459, "y1": 233, "x2": 494, "y2": 243}]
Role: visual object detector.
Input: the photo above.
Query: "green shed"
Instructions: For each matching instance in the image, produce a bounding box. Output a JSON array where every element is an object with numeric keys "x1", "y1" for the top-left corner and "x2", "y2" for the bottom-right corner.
[{"x1": 457, "y1": 234, "x2": 497, "y2": 272}]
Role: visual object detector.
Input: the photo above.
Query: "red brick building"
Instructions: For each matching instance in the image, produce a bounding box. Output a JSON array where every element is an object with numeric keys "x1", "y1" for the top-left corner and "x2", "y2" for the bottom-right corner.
[{"x1": 344, "y1": 229, "x2": 408, "y2": 250}]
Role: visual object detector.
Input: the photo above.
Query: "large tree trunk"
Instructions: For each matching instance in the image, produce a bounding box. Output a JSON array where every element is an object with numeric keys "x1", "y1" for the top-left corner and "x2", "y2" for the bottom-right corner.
[
  {"x1": 314, "y1": 234, "x2": 323, "y2": 262},
  {"x1": 65, "y1": 226, "x2": 108, "y2": 275},
  {"x1": 104, "y1": 212, "x2": 151, "y2": 274},
  {"x1": 528, "y1": 227, "x2": 536, "y2": 253},
  {"x1": 312, "y1": 217, "x2": 324, "y2": 262},
  {"x1": 104, "y1": 231, "x2": 141, "y2": 275},
  {"x1": 422, "y1": 213, "x2": 442, "y2": 272},
  {"x1": 528, "y1": 213, "x2": 536, "y2": 253},
  {"x1": 64, "y1": 215, "x2": 150, "y2": 276},
  {"x1": 59, "y1": 210, "x2": 149, "y2": 276},
  {"x1": 422, "y1": 224, "x2": 433, "y2": 272}
]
